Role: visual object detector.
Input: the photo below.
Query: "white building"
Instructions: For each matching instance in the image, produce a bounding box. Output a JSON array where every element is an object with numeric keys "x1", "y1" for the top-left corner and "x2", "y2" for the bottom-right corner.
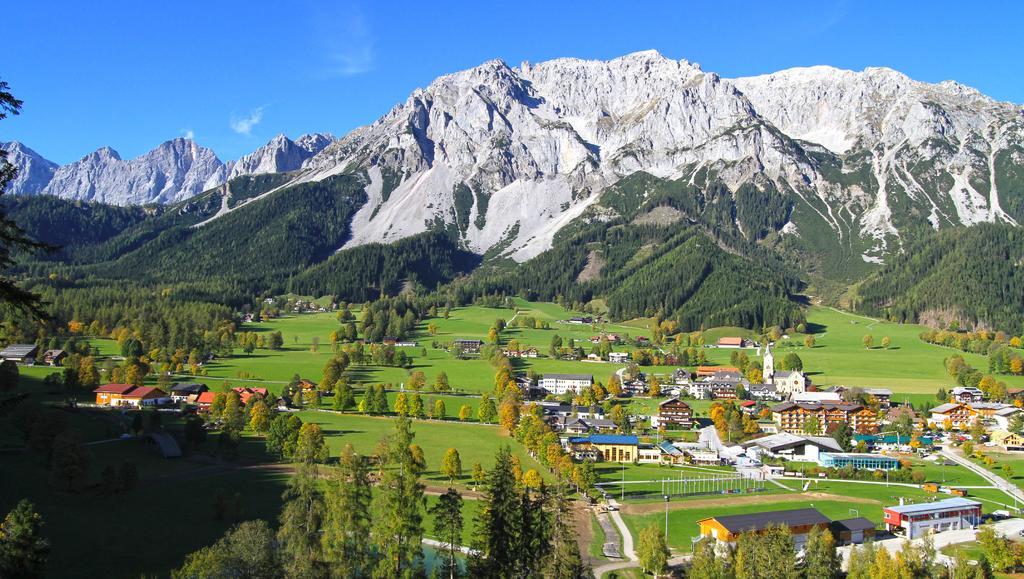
[
  {"x1": 791, "y1": 391, "x2": 840, "y2": 404},
  {"x1": 608, "y1": 352, "x2": 630, "y2": 363},
  {"x1": 539, "y1": 373, "x2": 593, "y2": 395},
  {"x1": 774, "y1": 371, "x2": 808, "y2": 396}
]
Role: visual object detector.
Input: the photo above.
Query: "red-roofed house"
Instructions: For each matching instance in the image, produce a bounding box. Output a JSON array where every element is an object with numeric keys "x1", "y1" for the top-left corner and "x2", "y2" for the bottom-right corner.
[
  {"x1": 717, "y1": 337, "x2": 744, "y2": 348},
  {"x1": 697, "y1": 366, "x2": 740, "y2": 378},
  {"x1": 196, "y1": 391, "x2": 218, "y2": 412},
  {"x1": 120, "y1": 386, "x2": 169, "y2": 407},
  {"x1": 232, "y1": 387, "x2": 269, "y2": 405},
  {"x1": 94, "y1": 384, "x2": 137, "y2": 406}
]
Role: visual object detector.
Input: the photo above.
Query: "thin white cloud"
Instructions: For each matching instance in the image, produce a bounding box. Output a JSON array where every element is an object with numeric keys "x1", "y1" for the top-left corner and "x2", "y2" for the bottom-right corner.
[
  {"x1": 230, "y1": 107, "x2": 265, "y2": 136},
  {"x1": 181, "y1": 128, "x2": 195, "y2": 140},
  {"x1": 314, "y1": 5, "x2": 374, "y2": 78}
]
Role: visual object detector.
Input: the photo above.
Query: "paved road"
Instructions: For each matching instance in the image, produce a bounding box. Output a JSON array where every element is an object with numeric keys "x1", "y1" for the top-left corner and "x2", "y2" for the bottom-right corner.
[{"x1": 939, "y1": 446, "x2": 1024, "y2": 506}]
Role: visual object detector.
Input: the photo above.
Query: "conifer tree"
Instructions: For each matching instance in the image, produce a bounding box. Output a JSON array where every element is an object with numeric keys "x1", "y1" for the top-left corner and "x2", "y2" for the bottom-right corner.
[
  {"x1": 277, "y1": 464, "x2": 325, "y2": 578},
  {"x1": 429, "y1": 487, "x2": 463, "y2": 579},
  {"x1": 371, "y1": 417, "x2": 425, "y2": 578},
  {"x1": 0, "y1": 499, "x2": 49, "y2": 578},
  {"x1": 322, "y1": 444, "x2": 375, "y2": 576},
  {"x1": 542, "y1": 486, "x2": 588, "y2": 579},
  {"x1": 469, "y1": 446, "x2": 521, "y2": 577}
]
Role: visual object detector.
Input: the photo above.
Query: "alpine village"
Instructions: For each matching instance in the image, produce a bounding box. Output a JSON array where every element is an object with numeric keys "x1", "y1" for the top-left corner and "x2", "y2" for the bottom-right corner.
[{"x1": 4, "y1": 3, "x2": 1024, "y2": 579}]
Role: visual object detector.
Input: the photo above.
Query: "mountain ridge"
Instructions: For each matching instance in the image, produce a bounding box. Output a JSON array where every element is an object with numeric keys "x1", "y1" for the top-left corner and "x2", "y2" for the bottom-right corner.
[{"x1": 7, "y1": 51, "x2": 1024, "y2": 275}]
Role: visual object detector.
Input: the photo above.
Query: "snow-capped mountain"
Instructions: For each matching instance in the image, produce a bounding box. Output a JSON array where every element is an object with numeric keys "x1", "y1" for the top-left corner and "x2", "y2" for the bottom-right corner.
[
  {"x1": 228, "y1": 133, "x2": 334, "y2": 179},
  {"x1": 263, "y1": 50, "x2": 1021, "y2": 264},
  {"x1": 1, "y1": 142, "x2": 58, "y2": 196}
]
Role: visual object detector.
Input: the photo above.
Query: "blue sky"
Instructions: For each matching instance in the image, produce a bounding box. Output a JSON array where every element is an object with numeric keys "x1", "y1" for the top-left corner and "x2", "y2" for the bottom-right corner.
[{"x1": 5, "y1": 0, "x2": 1024, "y2": 164}]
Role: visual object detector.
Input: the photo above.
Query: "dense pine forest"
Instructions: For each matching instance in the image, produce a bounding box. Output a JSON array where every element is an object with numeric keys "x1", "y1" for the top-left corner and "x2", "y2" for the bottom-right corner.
[{"x1": 855, "y1": 223, "x2": 1024, "y2": 333}]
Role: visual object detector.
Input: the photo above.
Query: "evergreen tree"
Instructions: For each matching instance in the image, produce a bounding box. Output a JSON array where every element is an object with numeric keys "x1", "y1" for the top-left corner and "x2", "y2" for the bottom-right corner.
[
  {"x1": 542, "y1": 486, "x2": 588, "y2": 579},
  {"x1": 469, "y1": 446, "x2": 521, "y2": 578},
  {"x1": 429, "y1": 487, "x2": 463, "y2": 579},
  {"x1": 371, "y1": 417, "x2": 425, "y2": 578},
  {"x1": 0, "y1": 499, "x2": 49, "y2": 579},
  {"x1": 0, "y1": 82, "x2": 46, "y2": 317},
  {"x1": 277, "y1": 464, "x2": 325, "y2": 578},
  {"x1": 322, "y1": 444, "x2": 375, "y2": 577}
]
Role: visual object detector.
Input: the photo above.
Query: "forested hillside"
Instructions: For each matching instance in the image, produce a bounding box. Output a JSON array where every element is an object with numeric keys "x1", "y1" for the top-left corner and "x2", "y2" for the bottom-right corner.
[
  {"x1": 855, "y1": 223, "x2": 1024, "y2": 332},
  {"x1": 453, "y1": 174, "x2": 807, "y2": 331}
]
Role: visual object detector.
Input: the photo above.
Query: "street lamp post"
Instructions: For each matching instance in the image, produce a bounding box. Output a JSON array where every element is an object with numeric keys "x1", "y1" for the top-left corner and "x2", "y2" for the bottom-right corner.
[{"x1": 664, "y1": 494, "x2": 670, "y2": 542}]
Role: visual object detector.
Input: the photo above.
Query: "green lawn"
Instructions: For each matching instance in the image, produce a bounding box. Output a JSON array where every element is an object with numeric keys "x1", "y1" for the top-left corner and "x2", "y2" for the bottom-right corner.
[
  {"x1": 623, "y1": 498, "x2": 875, "y2": 551},
  {"x1": 293, "y1": 410, "x2": 550, "y2": 489},
  {"x1": 783, "y1": 307, "x2": 1024, "y2": 394}
]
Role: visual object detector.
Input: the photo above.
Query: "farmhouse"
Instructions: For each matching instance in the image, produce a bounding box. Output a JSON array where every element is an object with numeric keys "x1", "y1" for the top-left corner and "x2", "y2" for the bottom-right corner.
[
  {"x1": 951, "y1": 387, "x2": 984, "y2": 404},
  {"x1": 42, "y1": 349, "x2": 68, "y2": 366},
  {"x1": 717, "y1": 337, "x2": 744, "y2": 348},
  {"x1": 120, "y1": 386, "x2": 169, "y2": 407},
  {"x1": 233, "y1": 387, "x2": 269, "y2": 404},
  {"x1": 608, "y1": 352, "x2": 630, "y2": 364},
  {"x1": 771, "y1": 401, "x2": 878, "y2": 434},
  {"x1": 452, "y1": 339, "x2": 483, "y2": 355},
  {"x1": 539, "y1": 373, "x2": 593, "y2": 395},
  {"x1": 747, "y1": 383, "x2": 783, "y2": 401},
  {"x1": 94, "y1": 384, "x2": 137, "y2": 406},
  {"x1": 169, "y1": 383, "x2": 208, "y2": 403},
  {"x1": 883, "y1": 498, "x2": 982, "y2": 539},
  {"x1": 697, "y1": 508, "x2": 831, "y2": 549},
  {"x1": 196, "y1": 391, "x2": 217, "y2": 412},
  {"x1": 697, "y1": 366, "x2": 740, "y2": 378},
  {"x1": 928, "y1": 403, "x2": 977, "y2": 430},
  {"x1": 568, "y1": 434, "x2": 638, "y2": 463},
  {"x1": 0, "y1": 344, "x2": 39, "y2": 365},
  {"x1": 653, "y1": 398, "x2": 693, "y2": 429},
  {"x1": 991, "y1": 430, "x2": 1024, "y2": 451},
  {"x1": 863, "y1": 388, "x2": 893, "y2": 408}
]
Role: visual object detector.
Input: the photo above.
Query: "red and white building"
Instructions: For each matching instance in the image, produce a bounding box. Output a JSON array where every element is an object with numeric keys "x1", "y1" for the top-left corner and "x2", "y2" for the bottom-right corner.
[{"x1": 883, "y1": 498, "x2": 982, "y2": 539}]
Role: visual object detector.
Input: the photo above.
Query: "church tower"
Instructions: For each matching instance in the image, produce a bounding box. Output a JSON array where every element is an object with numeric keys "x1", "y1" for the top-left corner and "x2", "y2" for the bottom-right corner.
[{"x1": 763, "y1": 342, "x2": 775, "y2": 383}]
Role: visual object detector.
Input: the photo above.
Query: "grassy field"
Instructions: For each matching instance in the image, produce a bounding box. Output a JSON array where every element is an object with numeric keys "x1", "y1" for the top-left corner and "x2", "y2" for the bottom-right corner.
[
  {"x1": 293, "y1": 410, "x2": 550, "y2": 490},
  {"x1": 70, "y1": 299, "x2": 1024, "y2": 406},
  {"x1": 780, "y1": 306, "x2": 1024, "y2": 394},
  {"x1": 620, "y1": 476, "x2": 1012, "y2": 552}
]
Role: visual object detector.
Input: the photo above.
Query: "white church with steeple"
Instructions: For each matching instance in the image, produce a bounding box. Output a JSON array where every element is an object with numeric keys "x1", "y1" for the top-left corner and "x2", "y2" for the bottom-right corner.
[{"x1": 763, "y1": 342, "x2": 807, "y2": 397}]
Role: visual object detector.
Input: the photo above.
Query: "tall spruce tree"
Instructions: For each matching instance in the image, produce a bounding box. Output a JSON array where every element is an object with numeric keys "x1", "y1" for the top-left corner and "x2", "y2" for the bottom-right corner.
[
  {"x1": 277, "y1": 464, "x2": 326, "y2": 578},
  {"x1": 322, "y1": 444, "x2": 375, "y2": 577},
  {"x1": 542, "y1": 486, "x2": 588, "y2": 579},
  {"x1": 429, "y1": 487, "x2": 464, "y2": 579},
  {"x1": 468, "y1": 446, "x2": 521, "y2": 578},
  {"x1": 371, "y1": 417, "x2": 425, "y2": 578},
  {"x1": 0, "y1": 81, "x2": 45, "y2": 318}
]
